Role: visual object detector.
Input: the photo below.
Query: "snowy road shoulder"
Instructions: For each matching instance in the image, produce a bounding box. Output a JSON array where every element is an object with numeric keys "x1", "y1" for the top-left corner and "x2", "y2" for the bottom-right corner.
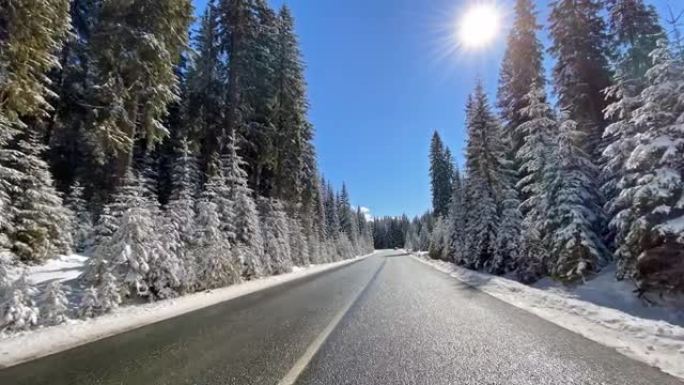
[
  {"x1": 0, "y1": 252, "x2": 376, "y2": 369},
  {"x1": 411, "y1": 255, "x2": 684, "y2": 381}
]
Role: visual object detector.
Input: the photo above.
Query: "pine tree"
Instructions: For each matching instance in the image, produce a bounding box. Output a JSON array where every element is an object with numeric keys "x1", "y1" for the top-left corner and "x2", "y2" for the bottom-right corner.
[
  {"x1": 515, "y1": 84, "x2": 558, "y2": 280},
  {"x1": 187, "y1": 1, "x2": 227, "y2": 177},
  {"x1": 40, "y1": 281, "x2": 69, "y2": 325},
  {"x1": 97, "y1": 270, "x2": 122, "y2": 313},
  {"x1": 259, "y1": 198, "x2": 293, "y2": 274},
  {"x1": 546, "y1": 117, "x2": 609, "y2": 281},
  {"x1": 607, "y1": 0, "x2": 663, "y2": 79},
  {"x1": 0, "y1": 0, "x2": 71, "y2": 122},
  {"x1": 164, "y1": 138, "x2": 198, "y2": 293},
  {"x1": 428, "y1": 217, "x2": 449, "y2": 261},
  {"x1": 549, "y1": 0, "x2": 612, "y2": 156},
  {"x1": 5, "y1": 132, "x2": 72, "y2": 262},
  {"x1": 86, "y1": 0, "x2": 192, "y2": 183},
  {"x1": 193, "y1": 199, "x2": 239, "y2": 290},
  {"x1": 337, "y1": 184, "x2": 357, "y2": 248},
  {"x1": 493, "y1": 178, "x2": 522, "y2": 274},
  {"x1": 462, "y1": 84, "x2": 504, "y2": 272},
  {"x1": 91, "y1": 172, "x2": 157, "y2": 298},
  {"x1": 288, "y1": 216, "x2": 310, "y2": 266},
  {"x1": 65, "y1": 181, "x2": 93, "y2": 253},
  {"x1": 497, "y1": 0, "x2": 545, "y2": 156},
  {"x1": 602, "y1": 0, "x2": 664, "y2": 249},
  {"x1": 429, "y1": 132, "x2": 452, "y2": 218},
  {"x1": 222, "y1": 131, "x2": 265, "y2": 278},
  {"x1": 78, "y1": 287, "x2": 100, "y2": 318},
  {"x1": 324, "y1": 182, "x2": 341, "y2": 237},
  {"x1": 0, "y1": 273, "x2": 39, "y2": 332},
  {"x1": 446, "y1": 167, "x2": 466, "y2": 264},
  {"x1": 612, "y1": 40, "x2": 684, "y2": 288},
  {"x1": 47, "y1": 0, "x2": 100, "y2": 193}
]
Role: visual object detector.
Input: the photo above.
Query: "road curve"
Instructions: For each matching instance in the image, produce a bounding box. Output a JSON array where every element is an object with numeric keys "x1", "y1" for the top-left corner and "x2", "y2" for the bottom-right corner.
[{"x1": 0, "y1": 251, "x2": 680, "y2": 385}]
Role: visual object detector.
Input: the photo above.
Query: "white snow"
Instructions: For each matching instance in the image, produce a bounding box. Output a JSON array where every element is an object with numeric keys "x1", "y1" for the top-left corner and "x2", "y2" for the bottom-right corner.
[
  {"x1": 412, "y1": 254, "x2": 684, "y2": 380},
  {"x1": 25, "y1": 254, "x2": 88, "y2": 285},
  {"x1": 0, "y1": 252, "x2": 376, "y2": 368}
]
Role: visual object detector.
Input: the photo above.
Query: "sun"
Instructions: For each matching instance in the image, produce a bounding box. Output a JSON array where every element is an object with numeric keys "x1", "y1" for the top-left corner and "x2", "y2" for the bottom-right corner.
[{"x1": 458, "y1": 4, "x2": 501, "y2": 49}]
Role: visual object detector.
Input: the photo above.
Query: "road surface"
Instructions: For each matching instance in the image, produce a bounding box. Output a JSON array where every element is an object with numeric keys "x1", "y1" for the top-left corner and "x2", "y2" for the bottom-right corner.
[{"x1": 0, "y1": 251, "x2": 680, "y2": 385}]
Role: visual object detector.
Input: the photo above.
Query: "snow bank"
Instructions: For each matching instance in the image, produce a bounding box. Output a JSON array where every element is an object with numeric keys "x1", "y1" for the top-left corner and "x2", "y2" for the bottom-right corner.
[
  {"x1": 0, "y1": 252, "x2": 376, "y2": 368},
  {"x1": 412, "y1": 255, "x2": 684, "y2": 380}
]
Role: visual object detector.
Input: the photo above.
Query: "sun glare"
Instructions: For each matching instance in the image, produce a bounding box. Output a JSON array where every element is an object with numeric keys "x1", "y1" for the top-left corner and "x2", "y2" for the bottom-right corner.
[{"x1": 458, "y1": 4, "x2": 501, "y2": 49}]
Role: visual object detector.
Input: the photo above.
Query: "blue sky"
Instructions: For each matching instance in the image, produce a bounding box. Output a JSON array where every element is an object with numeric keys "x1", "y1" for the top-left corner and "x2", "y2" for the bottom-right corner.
[{"x1": 193, "y1": 0, "x2": 680, "y2": 218}]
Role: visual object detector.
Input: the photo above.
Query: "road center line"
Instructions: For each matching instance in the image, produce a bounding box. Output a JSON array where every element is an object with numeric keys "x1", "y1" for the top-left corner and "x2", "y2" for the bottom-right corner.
[{"x1": 277, "y1": 258, "x2": 386, "y2": 385}]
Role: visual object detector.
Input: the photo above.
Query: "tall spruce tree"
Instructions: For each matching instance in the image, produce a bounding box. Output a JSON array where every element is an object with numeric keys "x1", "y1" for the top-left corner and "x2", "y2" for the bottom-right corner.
[
  {"x1": 602, "y1": 0, "x2": 664, "y2": 249},
  {"x1": 86, "y1": 0, "x2": 192, "y2": 185},
  {"x1": 223, "y1": 130, "x2": 265, "y2": 279},
  {"x1": 516, "y1": 84, "x2": 558, "y2": 280},
  {"x1": 462, "y1": 85, "x2": 504, "y2": 271},
  {"x1": 546, "y1": 117, "x2": 609, "y2": 281},
  {"x1": 273, "y1": 6, "x2": 310, "y2": 209},
  {"x1": 549, "y1": 0, "x2": 612, "y2": 156},
  {"x1": 187, "y1": 1, "x2": 226, "y2": 177},
  {"x1": 497, "y1": 0, "x2": 545, "y2": 156},
  {"x1": 446, "y1": 166, "x2": 466, "y2": 264}
]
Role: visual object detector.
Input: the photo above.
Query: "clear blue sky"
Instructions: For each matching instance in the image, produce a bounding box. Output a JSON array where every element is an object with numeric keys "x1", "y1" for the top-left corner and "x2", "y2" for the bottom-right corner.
[{"x1": 193, "y1": 0, "x2": 680, "y2": 218}]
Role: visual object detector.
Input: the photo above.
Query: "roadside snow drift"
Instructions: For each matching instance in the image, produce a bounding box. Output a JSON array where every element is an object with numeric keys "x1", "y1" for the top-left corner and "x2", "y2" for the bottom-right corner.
[
  {"x1": 0, "y1": 253, "x2": 375, "y2": 368},
  {"x1": 412, "y1": 255, "x2": 684, "y2": 380}
]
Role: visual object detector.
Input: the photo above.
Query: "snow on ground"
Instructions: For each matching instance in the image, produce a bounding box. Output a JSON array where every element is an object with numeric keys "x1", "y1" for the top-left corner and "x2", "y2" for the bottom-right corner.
[
  {"x1": 412, "y1": 254, "x2": 684, "y2": 380},
  {"x1": 0, "y1": 252, "x2": 377, "y2": 368},
  {"x1": 26, "y1": 254, "x2": 89, "y2": 285}
]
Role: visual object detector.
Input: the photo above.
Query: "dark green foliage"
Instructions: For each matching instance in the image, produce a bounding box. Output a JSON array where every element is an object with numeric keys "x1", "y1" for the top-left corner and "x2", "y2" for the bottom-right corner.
[{"x1": 429, "y1": 131, "x2": 452, "y2": 218}]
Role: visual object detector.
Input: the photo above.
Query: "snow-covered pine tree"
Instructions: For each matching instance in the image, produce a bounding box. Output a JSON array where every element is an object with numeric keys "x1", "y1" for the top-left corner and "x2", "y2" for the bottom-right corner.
[
  {"x1": 602, "y1": 0, "x2": 664, "y2": 250},
  {"x1": 78, "y1": 287, "x2": 100, "y2": 318},
  {"x1": 6, "y1": 132, "x2": 72, "y2": 262},
  {"x1": 428, "y1": 217, "x2": 449, "y2": 261},
  {"x1": 65, "y1": 181, "x2": 93, "y2": 253},
  {"x1": 0, "y1": 273, "x2": 39, "y2": 332},
  {"x1": 612, "y1": 40, "x2": 684, "y2": 290},
  {"x1": 0, "y1": 251, "x2": 14, "y2": 296},
  {"x1": 549, "y1": 0, "x2": 612, "y2": 157},
  {"x1": 462, "y1": 84, "x2": 504, "y2": 272},
  {"x1": 97, "y1": 270, "x2": 122, "y2": 313},
  {"x1": 515, "y1": 84, "x2": 558, "y2": 281},
  {"x1": 40, "y1": 281, "x2": 69, "y2": 325},
  {"x1": 337, "y1": 184, "x2": 358, "y2": 252},
  {"x1": 324, "y1": 182, "x2": 341, "y2": 242},
  {"x1": 163, "y1": 138, "x2": 199, "y2": 293},
  {"x1": 91, "y1": 171, "x2": 157, "y2": 298},
  {"x1": 259, "y1": 198, "x2": 294, "y2": 274},
  {"x1": 546, "y1": 117, "x2": 609, "y2": 281},
  {"x1": 446, "y1": 167, "x2": 466, "y2": 264},
  {"x1": 193, "y1": 198, "x2": 239, "y2": 290},
  {"x1": 0, "y1": 0, "x2": 70, "y2": 122},
  {"x1": 497, "y1": 0, "x2": 546, "y2": 159},
  {"x1": 222, "y1": 131, "x2": 265, "y2": 279},
  {"x1": 429, "y1": 132, "x2": 453, "y2": 218},
  {"x1": 0, "y1": 118, "x2": 20, "y2": 254},
  {"x1": 288, "y1": 216, "x2": 310, "y2": 266}
]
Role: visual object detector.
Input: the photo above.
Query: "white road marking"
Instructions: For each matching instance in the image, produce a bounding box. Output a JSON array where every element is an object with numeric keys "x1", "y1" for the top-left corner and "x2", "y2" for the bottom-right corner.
[{"x1": 277, "y1": 259, "x2": 385, "y2": 385}]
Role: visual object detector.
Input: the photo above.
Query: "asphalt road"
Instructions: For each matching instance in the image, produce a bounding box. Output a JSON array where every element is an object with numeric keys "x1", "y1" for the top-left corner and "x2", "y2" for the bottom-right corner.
[{"x1": 0, "y1": 251, "x2": 680, "y2": 385}]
